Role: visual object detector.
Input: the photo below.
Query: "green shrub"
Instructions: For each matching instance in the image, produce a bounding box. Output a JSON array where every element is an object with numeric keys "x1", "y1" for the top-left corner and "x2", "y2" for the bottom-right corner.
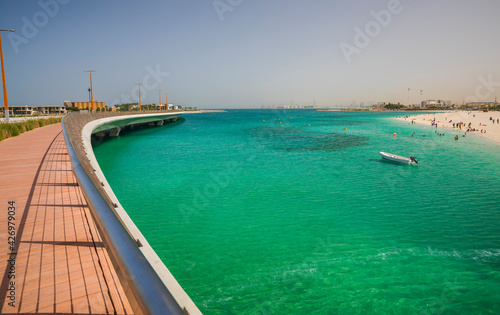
[
  {"x1": 0, "y1": 127, "x2": 10, "y2": 141},
  {"x1": 9, "y1": 125, "x2": 20, "y2": 137},
  {"x1": 0, "y1": 116, "x2": 61, "y2": 141}
]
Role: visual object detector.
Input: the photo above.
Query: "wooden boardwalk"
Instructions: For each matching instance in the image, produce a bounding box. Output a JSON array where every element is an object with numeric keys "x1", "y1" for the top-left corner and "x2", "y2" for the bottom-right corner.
[{"x1": 0, "y1": 123, "x2": 133, "y2": 314}]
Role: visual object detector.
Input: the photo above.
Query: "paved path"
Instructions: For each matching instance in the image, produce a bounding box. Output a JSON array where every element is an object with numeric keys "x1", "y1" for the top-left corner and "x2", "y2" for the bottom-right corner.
[{"x1": 0, "y1": 124, "x2": 133, "y2": 314}]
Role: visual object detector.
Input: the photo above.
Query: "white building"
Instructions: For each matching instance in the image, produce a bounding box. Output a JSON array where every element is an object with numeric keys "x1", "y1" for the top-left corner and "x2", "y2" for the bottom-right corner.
[
  {"x1": 8, "y1": 105, "x2": 66, "y2": 116},
  {"x1": 421, "y1": 100, "x2": 451, "y2": 107}
]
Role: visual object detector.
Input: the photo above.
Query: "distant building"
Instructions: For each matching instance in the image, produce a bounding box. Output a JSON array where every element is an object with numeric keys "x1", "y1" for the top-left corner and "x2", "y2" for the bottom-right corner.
[
  {"x1": 276, "y1": 105, "x2": 317, "y2": 109},
  {"x1": 64, "y1": 101, "x2": 106, "y2": 110},
  {"x1": 421, "y1": 100, "x2": 451, "y2": 108},
  {"x1": 8, "y1": 105, "x2": 66, "y2": 115},
  {"x1": 371, "y1": 103, "x2": 386, "y2": 111},
  {"x1": 9, "y1": 105, "x2": 34, "y2": 115}
]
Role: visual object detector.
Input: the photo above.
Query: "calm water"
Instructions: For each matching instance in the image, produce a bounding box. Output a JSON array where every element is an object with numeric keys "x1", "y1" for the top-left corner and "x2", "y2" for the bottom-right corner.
[{"x1": 94, "y1": 110, "x2": 500, "y2": 314}]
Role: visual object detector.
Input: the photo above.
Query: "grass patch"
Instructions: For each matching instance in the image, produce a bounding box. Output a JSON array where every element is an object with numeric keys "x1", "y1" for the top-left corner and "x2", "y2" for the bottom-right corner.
[{"x1": 0, "y1": 117, "x2": 62, "y2": 142}]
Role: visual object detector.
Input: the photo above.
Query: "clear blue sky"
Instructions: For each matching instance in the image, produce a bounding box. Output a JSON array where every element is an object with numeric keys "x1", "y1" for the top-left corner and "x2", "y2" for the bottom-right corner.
[{"x1": 1, "y1": 0, "x2": 499, "y2": 108}]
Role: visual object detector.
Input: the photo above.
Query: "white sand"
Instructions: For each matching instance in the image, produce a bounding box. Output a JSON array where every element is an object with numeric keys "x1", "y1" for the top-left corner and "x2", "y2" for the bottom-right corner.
[{"x1": 395, "y1": 111, "x2": 500, "y2": 144}]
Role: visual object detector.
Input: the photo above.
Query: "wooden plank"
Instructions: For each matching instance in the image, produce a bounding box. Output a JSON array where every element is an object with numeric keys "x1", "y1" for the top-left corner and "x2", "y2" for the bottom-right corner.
[{"x1": 0, "y1": 123, "x2": 133, "y2": 314}]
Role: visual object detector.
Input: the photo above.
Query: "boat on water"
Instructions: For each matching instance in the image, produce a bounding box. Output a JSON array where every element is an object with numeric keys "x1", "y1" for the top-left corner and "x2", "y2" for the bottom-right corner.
[{"x1": 380, "y1": 152, "x2": 418, "y2": 164}]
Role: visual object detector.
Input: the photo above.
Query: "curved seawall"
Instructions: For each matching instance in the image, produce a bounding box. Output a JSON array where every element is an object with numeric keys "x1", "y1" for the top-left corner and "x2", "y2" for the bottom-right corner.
[{"x1": 62, "y1": 111, "x2": 201, "y2": 315}]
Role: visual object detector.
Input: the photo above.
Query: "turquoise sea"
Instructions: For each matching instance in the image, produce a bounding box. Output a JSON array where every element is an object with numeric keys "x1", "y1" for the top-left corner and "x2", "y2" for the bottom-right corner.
[{"x1": 93, "y1": 110, "x2": 500, "y2": 314}]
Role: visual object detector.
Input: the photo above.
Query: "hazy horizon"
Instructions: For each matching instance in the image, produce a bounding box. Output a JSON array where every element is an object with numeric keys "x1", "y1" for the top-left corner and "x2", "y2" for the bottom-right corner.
[{"x1": 1, "y1": 0, "x2": 499, "y2": 109}]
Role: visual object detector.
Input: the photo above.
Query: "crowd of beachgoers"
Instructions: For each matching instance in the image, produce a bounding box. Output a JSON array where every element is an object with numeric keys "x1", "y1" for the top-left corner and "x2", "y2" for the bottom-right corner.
[{"x1": 396, "y1": 111, "x2": 500, "y2": 144}]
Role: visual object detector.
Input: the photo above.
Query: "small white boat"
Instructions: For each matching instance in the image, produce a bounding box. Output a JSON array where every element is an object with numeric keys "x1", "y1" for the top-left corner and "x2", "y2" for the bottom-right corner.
[{"x1": 380, "y1": 152, "x2": 418, "y2": 164}]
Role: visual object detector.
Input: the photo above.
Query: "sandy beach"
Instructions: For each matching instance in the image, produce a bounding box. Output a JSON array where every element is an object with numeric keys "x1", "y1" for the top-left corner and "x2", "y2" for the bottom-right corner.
[{"x1": 395, "y1": 111, "x2": 500, "y2": 144}]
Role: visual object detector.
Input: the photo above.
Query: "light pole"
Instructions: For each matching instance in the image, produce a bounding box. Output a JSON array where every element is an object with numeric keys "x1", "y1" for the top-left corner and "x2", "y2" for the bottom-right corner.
[
  {"x1": 0, "y1": 29, "x2": 15, "y2": 120},
  {"x1": 408, "y1": 88, "x2": 410, "y2": 108},
  {"x1": 84, "y1": 70, "x2": 96, "y2": 111},
  {"x1": 138, "y1": 83, "x2": 141, "y2": 111},
  {"x1": 420, "y1": 90, "x2": 423, "y2": 108},
  {"x1": 158, "y1": 90, "x2": 161, "y2": 111}
]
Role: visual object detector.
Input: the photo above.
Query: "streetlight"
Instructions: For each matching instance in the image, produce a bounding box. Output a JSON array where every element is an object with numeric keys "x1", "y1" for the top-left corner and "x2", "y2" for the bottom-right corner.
[
  {"x1": 138, "y1": 83, "x2": 141, "y2": 111},
  {"x1": 408, "y1": 88, "x2": 410, "y2": 108},
  {"x1": 84, "y1": 70, "x2": 96, "y2": 111},
  {"x1": 158, "y1": 90, "x2": 161, "y2": 111},
  {"x1": 0, "y1": 29, "x2": 15, "y2": 120}
]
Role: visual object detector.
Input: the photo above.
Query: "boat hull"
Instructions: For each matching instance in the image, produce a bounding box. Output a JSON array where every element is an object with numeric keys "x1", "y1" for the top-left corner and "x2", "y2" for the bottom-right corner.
[{"x1": 380, "y1": 152, "x2": 414, "y2": 164}]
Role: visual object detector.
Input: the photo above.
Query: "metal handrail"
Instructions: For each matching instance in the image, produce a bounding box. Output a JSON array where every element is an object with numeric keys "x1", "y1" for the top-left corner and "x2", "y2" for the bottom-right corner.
[{"x1": 62, "y1": 115, "x2": 186, "y2": 315}]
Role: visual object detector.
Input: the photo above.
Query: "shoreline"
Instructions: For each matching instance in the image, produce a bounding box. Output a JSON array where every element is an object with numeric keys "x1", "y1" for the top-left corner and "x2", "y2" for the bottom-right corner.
[{"x1": 395, "y1": 110, "x2": 500, "y2": 144}]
